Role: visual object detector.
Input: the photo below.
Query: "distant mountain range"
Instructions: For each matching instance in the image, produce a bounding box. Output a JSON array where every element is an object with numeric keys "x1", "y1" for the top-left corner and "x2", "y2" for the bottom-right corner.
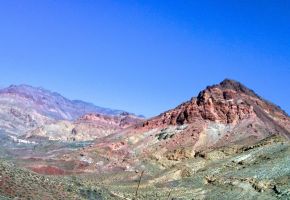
[
  {"x1": 0, "y1": 84, "x2": 138, "y2": 119},
  {"x1": 0, "y1": 84, "x2": 143, "y2": 138}
]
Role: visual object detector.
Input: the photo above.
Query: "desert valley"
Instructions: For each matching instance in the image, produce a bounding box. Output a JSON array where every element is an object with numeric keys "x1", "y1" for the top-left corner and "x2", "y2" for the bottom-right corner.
[{"x1": 0, "y1": 79, "x2": 289, "y2": 199}]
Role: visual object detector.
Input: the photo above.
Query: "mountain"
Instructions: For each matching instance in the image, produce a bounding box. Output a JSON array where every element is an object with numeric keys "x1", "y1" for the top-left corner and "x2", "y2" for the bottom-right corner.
[
  {"x1": 47, "y1": 79, "x2": 290, "y2": 199},
  {"x1": 84, "y1": 79, "x2": 289, "y2": 170},
  {"x1": 0, "y1": 84, "x2": 142, "y2": 137},
  {"x1": 0, "y1": 79, "x2": 290, "y2": 200},
  {"x1": 141, "y1": 79, "x2": 289, "y2": 144}
]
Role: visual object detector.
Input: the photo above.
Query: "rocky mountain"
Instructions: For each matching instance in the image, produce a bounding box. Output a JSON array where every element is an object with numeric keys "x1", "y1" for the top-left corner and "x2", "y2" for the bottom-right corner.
[
  {"x1": 0, "y1": 79, "x2": 289, "y2": 200},
  {"x1": 0, "y1": 84, "x2": 142, "y2": 137},
  {"x1": 141, "y1": 79, "x2": 289, "y2": 146},
  {"x1": 82, "y1": 79, "x2": 289, "y2": 169}
]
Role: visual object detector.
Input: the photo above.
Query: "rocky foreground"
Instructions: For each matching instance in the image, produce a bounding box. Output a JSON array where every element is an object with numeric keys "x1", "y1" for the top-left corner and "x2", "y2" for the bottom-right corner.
[{"x1": 0, "y1": 135, "x2": 289, "y2": 199}]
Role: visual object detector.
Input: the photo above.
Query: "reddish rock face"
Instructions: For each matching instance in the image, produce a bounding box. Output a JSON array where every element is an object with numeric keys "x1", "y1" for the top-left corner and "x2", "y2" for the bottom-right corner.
[
  {"x1": 143, "y1": 80, "x2": 256, "y2": 129},
  {"x1": 196, "y1": 87, "x2": 254, "y2": 124},
  {"x1": 30, "y1": 166, "x2": 66, "y2": 175},
  {"x1": 78, "y1": 112, "x2": 144, "y2": 129},
  {"x1": 143, "y1": 79, "x2": 287, "y2": 129}
]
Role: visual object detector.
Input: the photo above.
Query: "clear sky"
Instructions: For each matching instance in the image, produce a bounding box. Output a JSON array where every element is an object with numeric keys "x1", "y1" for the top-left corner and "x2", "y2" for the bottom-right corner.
[{"x1": 0, "y1": 0, "x2": 289, "y2": 117}]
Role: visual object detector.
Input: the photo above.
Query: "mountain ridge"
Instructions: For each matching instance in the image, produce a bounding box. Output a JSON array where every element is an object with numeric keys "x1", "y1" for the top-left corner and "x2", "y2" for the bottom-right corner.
[
  {"x1": 72, "y1": 78, "x2": 290, "y2": 175},
  {"x1": 0, "y1": 79, "x2": 290, "y2": 200},
  {"x1": 0, "y1": 84, "x2": 140, "y2": 118},
  {"x1": 0, "y1": 84, "x2": 143, "y2": 138}
]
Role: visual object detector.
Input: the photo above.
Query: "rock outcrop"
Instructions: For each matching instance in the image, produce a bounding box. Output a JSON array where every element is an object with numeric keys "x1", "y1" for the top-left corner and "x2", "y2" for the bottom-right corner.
[{"x1": 142, "y1": 79, "x2": 289, "y2": 136}]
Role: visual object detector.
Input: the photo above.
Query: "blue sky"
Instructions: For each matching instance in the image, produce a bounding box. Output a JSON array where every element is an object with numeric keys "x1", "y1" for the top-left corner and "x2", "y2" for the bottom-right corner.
[{"x1": 0, "y1": 0, "x2": 289, "y2": 117}]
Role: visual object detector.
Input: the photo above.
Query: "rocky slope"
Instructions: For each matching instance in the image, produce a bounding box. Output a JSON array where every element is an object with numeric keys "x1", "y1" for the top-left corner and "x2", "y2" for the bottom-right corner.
[
  {"x1": 93, "y1": 135, "x2": 290, "y2": 199},
  {"x1": 64, "y1": 79, "x2": 289, "y2": 175},
  {"x1": 0, "y1": 159, "x2": 119, "y2": 199},
  {"x1": 25, "y1": 112, "x2": 144, "y2": 141},
  {"x1": 1, "y1": 135, "x2": 290, "y2": 200}
]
